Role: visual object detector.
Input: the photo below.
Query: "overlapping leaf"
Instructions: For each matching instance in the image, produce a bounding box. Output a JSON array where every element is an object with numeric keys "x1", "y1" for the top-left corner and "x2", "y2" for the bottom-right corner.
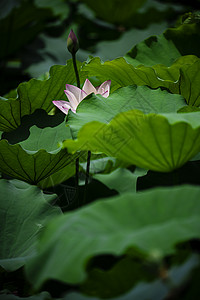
[
  {"x1": 125, "y1": 34, "x2": 181, "y2": 67},
  {"x1": 82, "y1": 55, "x2": 200, "y2": 101},
  {"x1": 19, "y1": 121, "x2": 71, "y2": 153},
  {"x1": 64, "y1": 111, "x2": 200, "y2": 172},
  {"x1": 0, "y1": 122, "x2": 77, "y2": 185},
  {"x1": 179, "y1": 60, "x2": 200, "y2": 106},
  {"x1": 0, "y1": 179, "x2": 61, "y2": 271},
  {"x1": 25, "y1": 185, "x2": 200, "y2": 288},
  {"x1": 82, "y1": 56, "x2": 163, "y2": 92},
  {"x1": 0, "y1": 140, "x2": 76, "y2": 185},
  {"x1": 125, "y1": 23, "x2": 200, "y2": 66}
]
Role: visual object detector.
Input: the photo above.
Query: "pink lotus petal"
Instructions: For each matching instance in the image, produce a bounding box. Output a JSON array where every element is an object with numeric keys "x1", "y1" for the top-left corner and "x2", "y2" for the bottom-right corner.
[
  {"x1": 82, "y1": 79, "x2": 96, "y2": 95},
  {"x1": 64, "y1": 90, "x2": 80, "y2": 110},
  {"x1": 97, "y1": 80, "x2": 111, "y2": 97},
  {"x1": 53, "y1": 79, "x2": 111, "y2": 115},
  {"x1": 80, "y1": 89, "x2": 88, "y2": 102},
  {"x1": 101, "y1": 90, "x2": 109, "y2": 98},
  {"x1": 65, "y1": 84, "x2": 82, "y2": 103},
  {"x1": 52, "y1": 100, "x2": 75, "y2": 114}
]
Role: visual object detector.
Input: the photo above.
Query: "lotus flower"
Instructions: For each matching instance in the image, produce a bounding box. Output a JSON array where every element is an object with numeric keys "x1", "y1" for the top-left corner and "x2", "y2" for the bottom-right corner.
[
  {"x1": 67, "y1": 29, "x2": 79, "y2": 54},
  {"x1": 52, "y1": 79, "x2": 111, "y2": 115}
]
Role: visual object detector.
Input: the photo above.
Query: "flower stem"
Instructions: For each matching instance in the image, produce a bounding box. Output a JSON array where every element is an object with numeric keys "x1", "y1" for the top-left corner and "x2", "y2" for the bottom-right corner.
[
  {"x1": 75, "y1": 156, "x2": 79, "y2": 205},
  {"x1": 83, "y1": 150, "x2": 91, "y2": 204},
  {"x1": 71, "y1": 52, "x2": 80, "y2": 204},
  {"x1": 72, "y1": 53, "x2": 80, "y2": 88}
]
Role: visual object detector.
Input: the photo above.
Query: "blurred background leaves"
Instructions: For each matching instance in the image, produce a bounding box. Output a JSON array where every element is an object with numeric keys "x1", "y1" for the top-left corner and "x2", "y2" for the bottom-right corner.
[{"x1": 1, "y1": 0, "x2": 199, "y2": 94}]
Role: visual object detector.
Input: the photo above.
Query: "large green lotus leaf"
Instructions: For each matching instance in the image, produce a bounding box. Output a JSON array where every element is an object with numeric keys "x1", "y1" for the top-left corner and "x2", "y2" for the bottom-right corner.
[
  {"x1": 125, "y1": 34, "x2": 181, "y2": 67},
  {"x1": 67, "y1": 85, "x2": 186, "y2": 137},
  {"x1": 0, "y1": 179, "x2": 61, "y2": 271},
  {"x1": 64, "y1": 111, "x2": 200, "y2": 172},
  {"x1": 179, "y1": 60, "x2": 200, "y2": 107},
  {"x1": 125, "y1": 23, "x2": 200, "y2": 67},
  {"x1": 0, "y1": 139, "x2": 78, "y2": 185},
  {"x1": 151, "y1": 55, "x2": 199, "y2": 95},
  {"x1": 82, "y1": 57, "x2": 168, "y2": 92},
  {"x1": 82, "y1": 56, "x2": 198, "y2": 95},
  {"x1": 134, "y1": 55, "x2": 200, "y2": 97},
  {"x1": 25, "y1": 185, "x2": 200, "y2": 288},
  {"x1": 0, "y1": 60, "x2": 84, "y2": 132}
]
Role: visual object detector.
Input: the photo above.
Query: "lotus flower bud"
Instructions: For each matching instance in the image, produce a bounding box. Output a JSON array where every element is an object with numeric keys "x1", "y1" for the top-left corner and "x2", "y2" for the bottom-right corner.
[{"x1": 67, "y1": 29, "x2": 79, "y2": 54}]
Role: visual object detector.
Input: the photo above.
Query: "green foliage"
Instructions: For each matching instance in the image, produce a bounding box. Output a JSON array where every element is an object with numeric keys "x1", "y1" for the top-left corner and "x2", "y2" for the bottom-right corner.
[
  {"x1": 80, "y1": 256, "x2": 154, "y2": 298},
  {"x1": 19, "y1": 121, "x2": 71, "y2": 153},
  {"x1": 35, "y1": 0, "x2": 70, "y2": 20},
  {"x1": 0, "y1": 292, "x2": 52, "y2": 300},
  {"x1": 83, "y1": 55, "x2": 200, "y2": 105},
  {"x1": 64, "y1": 253, "x2": 200, "y2": 299},
  {"x1": 80, "y1": 254, "x2": 199, "y2": 299},
  {"x1": 1, "y1": 3, "x2": 200, "y2": 299},
  {"x1": 125, "y1": 34, "x2": 181, "y2": 67},
  {"x1": 64, "y1": 111, "x2": 200, "y2": 172},
  {"x1": 25, "y1": 185, "x2": 200, "y2": 288},
  {"x1": 79, "y1": 0, "x2": 147, "y2": 26},
  {"x1": 94, "y1": 168, "x2": 147, "y2": 194},
  {"x1": 0, "y1": 123, "x2": 77, "y2": 186},
  {"x1": 164, "y1": 23, "x2": 200, "y2": 57},
  {"x1": 126, "y1": 23, "x2": 200, "y2": 65},
  {"x1": 0, "y1": 179, "x2": 61, "y2": 271},
  {"x1": 179, "y1": 60, "x2": 200, "y2": 106},
  {"x1": 0, "y1": 97, "x2": 21, "y2": 132},
  {"x1": 178, "y1": 105, "x2": 200, "y2": 113},
  {"x1": 0, "y1": 1, "x2": 52, "y2": 59}
]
